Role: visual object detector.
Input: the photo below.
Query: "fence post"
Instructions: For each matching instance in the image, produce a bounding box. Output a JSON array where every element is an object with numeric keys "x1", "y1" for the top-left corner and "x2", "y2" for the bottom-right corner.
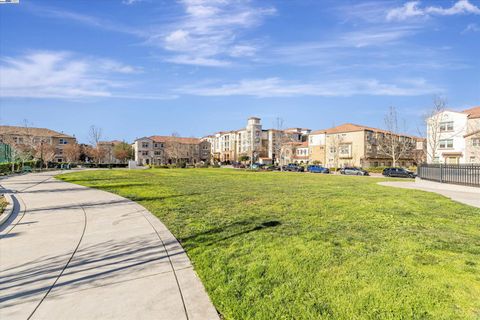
[{"x1": 440, "y1": 163, "x2": 443, "y2": 183}]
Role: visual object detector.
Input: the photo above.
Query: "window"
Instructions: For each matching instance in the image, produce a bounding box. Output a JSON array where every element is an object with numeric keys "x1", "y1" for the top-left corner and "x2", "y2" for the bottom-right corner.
[
  {"x1": 59, "y1": 138, "x2": 68, "y2": 145},
  {"x1": 472, "y1": 138, "x2": 480, "y2": 147},
  {"x1": 142, "y1": 142, "x2": 149, "y2": 148},
  {"x1": 141, "y1": 151, "x2": 149, "y2": 156},
  {"x1": 470, "y1": 156, "x2": 476, "y2": 163},
  {"x1": 439, "y1": 139, "x2": 453, "y2": 149},
  {"x1": 439, "y1": 121, "x2": 454, "y2": 132},
  {"x1": 154, "y1": 151, "x2": 162, "y2": 156}
]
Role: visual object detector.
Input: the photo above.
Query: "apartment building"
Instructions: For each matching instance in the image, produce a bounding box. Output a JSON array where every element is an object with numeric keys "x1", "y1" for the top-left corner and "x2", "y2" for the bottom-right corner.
[
  {"x1": 97, "y1": 140, "x2": 122, "y2": 164},
  {"x1": 281, "y1": 141, "x2": 309, "y2": 164},
  {"x1": 309, "y1": 123, "x2": 422, "y2": 168},
  {"x1": 204, "y1": 117, "x2": 310, "y2": 164},
  {"x1": 426, "y1": 106, "x2": 480, "y2": 164},
  {"x1": 0, "y1": 125, "x2": 77, "y2": 162},
  {"x1": 133, "y1": 135, "x2": 210, "y2": 165}
]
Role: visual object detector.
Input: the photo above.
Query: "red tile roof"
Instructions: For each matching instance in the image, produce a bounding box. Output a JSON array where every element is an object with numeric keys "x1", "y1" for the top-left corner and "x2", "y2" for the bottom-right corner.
[
  {"x1": 462, "y1": 106, "x2": 480, "y2": 119},
  {"x1": 149, "y1": 136, "x2": 202, "y2": 144},
  {"x1": 311, "y1": 123, "x2": 421, "y2": 139},
  {"x1": 0, "y1": 125, "x2": 75, "y2": 139}
]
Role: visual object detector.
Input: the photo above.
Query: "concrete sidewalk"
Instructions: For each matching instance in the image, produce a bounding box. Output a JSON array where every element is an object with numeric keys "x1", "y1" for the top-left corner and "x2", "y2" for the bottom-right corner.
[
  {"x1": 379, "y1": 179, "x2": 480, "y2": 208},
  {"x1": 0, "y1": 171, "x2": 219, "y2": 320}
]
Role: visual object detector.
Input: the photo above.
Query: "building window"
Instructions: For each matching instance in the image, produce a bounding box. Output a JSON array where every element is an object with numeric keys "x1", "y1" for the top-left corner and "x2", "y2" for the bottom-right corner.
[
  {"x1": 470, "y1": 156, "x2": 476, "y2": 163},
  {"x1": 439, "y1": 121, "x2": 454, "y2": 132},
  {"x1": 472, "y1": 138, "x2": 480, "y2": 147},
  {"x1": 154, "y1": 151, "x2": 162, "y2": 156},
  {"x1": 59, "y1": 138, "x2": 68, "y2": 145},
  {"x1": 439, "y1": 139, "x2": 453, "y2": 149},
  {"x1": 142, "y1": 151, "x2": 149, "y2": 156},
  {"x1": 142, "y1": 142, "x2": 149, "y2": 148}
]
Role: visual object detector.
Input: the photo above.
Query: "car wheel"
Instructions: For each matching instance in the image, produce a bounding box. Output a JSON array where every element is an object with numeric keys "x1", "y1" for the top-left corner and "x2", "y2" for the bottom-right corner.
[{"x1": 357, "y1": 172, "x2": 362, "y2": 176}]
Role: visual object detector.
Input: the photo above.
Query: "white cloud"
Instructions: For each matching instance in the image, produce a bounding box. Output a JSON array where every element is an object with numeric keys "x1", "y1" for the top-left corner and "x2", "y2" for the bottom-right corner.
[
  {"x1": 156, "y1": 0, "x2": 276, "y2": 66},
  {"x1": 426, "y1": 0, "x2": 480, "y2": 15},
  {"x1": 122, "y1": 0, "x2": 144, "y2": 5},
  {"x1": 178, "y1": 77, "x2": 440, "y2": 97},
  {"x1": 462, "y1": 23, "x2": 480, "y2": 33},
  {"x1": 0, "y1": 51, "x2": 168, "y2": 99},
  {"x1": 387, "y1": 0, "x2": 480, "y2": 21},
  {"x1": 25, "y1": 3, "x2": 145, "y2": 37},
  {"x1": 386, "y1": 1, "x2": 424, "y2": 21}
]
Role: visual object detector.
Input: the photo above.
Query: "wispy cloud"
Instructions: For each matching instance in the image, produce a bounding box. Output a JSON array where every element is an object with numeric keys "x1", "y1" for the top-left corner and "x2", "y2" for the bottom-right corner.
[
  {"x1": 25, "y1": 3, "x2": 145, "y2": 37},
  {"x1": 462, "y1": 23, "x2": 480, "y2": 33},
  {"x1": 122, "y1": 0, "x2": 144, "y2": 5},
  {"x1": 154, "y1": 0, "x2": 275, "y2": 66},
  {"x1": 178, "y1": 77, "x2": 440, "y2": 97},
  {"x1": 0, "y1": 51, "x2": 173, "y2": 100},
  {"x1": 387, "y1": 0, "x2": 480, "y2": 21}
]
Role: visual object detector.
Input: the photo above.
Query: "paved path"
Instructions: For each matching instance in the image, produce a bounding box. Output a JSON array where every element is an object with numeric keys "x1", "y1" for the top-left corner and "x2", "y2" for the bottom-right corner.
[
  {"x1": 379, "y1": 179, "x2": 480, "y2": 208},
  {"x1": 0, "y1": 171, "x2": 219, "y2": 320}
]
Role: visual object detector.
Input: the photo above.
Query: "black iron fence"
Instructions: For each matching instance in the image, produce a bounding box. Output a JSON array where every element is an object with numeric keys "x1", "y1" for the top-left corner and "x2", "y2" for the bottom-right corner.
[{"x1": 418, "y1": 164, "x2": 480, "y2": 187}]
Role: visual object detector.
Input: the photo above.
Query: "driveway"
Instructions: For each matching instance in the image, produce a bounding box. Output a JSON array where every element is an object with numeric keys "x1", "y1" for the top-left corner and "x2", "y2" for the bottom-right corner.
[{"x1": 0, "y1": 171, "x2": 219, "y2": 320}]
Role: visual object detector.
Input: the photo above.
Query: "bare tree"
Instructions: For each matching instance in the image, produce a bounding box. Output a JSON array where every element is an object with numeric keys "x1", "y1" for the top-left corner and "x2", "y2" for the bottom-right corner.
[
  {"x1": 165, "y1": 132, "x2": 181, "y2": 165},
  {"x1": 378, "y1": 106, "x2": 414, "y2": 167},
  {"x1": 64, "y1": 143, "x2": 81, "y2": 163},
  {"x1": 42, "y1": 144, "x2": 57, "y2": 167},
  {"x1": 88, "y1": 125, "x2": 104, "y2": 164},
  {"x1": 421, "y1": 96, "x2": 446, "y2": 163},
  {"x1": 273, "y1": 117, "x2": 299, "y2": 168},
  {"x1": 327, "y1": 133, "x2": 344, "y2": 171}
]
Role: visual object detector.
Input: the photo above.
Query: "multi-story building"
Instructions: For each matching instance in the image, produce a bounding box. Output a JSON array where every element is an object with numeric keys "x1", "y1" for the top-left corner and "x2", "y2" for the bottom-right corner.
[
  {"x1": 309, "y1": 123, "x2": 423, "y2": 168},
  {"x1": 426, "y1": 106, "x2": 480, "y2": 164},
  {"x1": 98, "y1": 140, "x2": 123, "y2": 164},
  {"x1": 281, "y1": 141, "x2": 310, "y2": 165},
  {"x1": 204, "y1": 117, "x2": 310, "y2": 164},
  {"x1": 133, "y1": 135, "x2": 210, "y2": 165},
  {"x1": 0, "y1": 125, "x2": 77, "y2": 162}
]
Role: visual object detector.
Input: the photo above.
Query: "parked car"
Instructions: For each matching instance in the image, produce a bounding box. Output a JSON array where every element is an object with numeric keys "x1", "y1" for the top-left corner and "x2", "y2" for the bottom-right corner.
[
  {"x1": 382, "y1": 167, "x2": 416, "y2": 178},
  {"x1": 265, "y1": 165, "x2": 281, "y2": 171},
  {"x1": 232, "y1": 162, "x2": 245, "y2": 169},
  {"x1": 282, "y1": 164, "x2": 305, "y2": 172},
  {"x1": 307, "y1": 165, "x2": 330, "y2": 174},
  {"x1": 339, "y1": 167, "x2": 369, "y2": 176},
  {"x1": 251, "y1": 163, "x2": 265, "y2": 170}
]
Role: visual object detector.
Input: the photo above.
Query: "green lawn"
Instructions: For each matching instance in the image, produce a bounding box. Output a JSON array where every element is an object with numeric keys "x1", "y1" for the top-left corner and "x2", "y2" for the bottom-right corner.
[
  {"x1": 0, "y1": 195, "x2": 7, "y2": 214},
  {"x1": 58, "y1": 169, "x2": 480, "y2": 320}
]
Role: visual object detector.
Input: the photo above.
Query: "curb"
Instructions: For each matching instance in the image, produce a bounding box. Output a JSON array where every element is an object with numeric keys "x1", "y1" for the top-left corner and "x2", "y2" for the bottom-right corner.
[{"x1": 0, "y1": 193, "x2": 15, "y2": 226}]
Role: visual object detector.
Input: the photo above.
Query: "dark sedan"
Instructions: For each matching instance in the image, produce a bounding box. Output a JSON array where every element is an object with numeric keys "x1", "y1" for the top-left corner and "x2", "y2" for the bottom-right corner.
[{"x1": 382, "y1": 167, "x2": 416, "y2": 178}]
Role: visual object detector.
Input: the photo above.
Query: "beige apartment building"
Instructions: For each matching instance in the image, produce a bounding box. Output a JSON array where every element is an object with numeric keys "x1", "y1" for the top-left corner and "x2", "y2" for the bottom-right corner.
[
  {"x1": 133, "y1": 135, "x2": 210, "y2": 165},
  {"x1": 98, "y1": 140, "x2": 122, "y2": 163},
  {"x1": 464, "y1": 106, "x2": 480, "y2": 163},
  {"x1": 204, "y1": 117, "x2": 310, "y2": 164},
  {"x1": 308, "y1": 123, "x2": 424, "y2": 168},
  {"x1": 0, "y1": 125, "x2": 77, "y2": 162}
]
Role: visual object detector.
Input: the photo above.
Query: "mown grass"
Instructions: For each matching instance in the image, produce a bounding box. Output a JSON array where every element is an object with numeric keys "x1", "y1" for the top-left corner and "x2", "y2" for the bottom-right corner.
[
  {"x1": 58, "y1": 169, "x2": 480, "y2": 319},
  {"x1": 0, "y1": 195, "x2": 7, "y2": 214}
]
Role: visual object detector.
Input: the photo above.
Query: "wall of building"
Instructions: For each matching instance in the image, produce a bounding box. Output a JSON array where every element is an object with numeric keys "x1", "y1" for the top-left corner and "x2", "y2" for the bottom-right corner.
[{"x1": 427, "y1": 111, "x2": 467, "y2": 164}]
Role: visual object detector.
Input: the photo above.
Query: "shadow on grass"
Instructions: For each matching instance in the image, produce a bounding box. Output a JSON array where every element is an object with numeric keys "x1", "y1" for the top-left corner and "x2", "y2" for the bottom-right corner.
[{"x1": 181, "y1": 220, "x2": 281, "y2": 250}]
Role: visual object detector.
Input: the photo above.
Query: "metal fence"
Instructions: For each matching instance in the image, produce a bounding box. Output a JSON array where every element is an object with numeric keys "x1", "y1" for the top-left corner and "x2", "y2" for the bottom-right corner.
[{"x1": 418, "y1": 164, "x2": 480, "y2": 187}]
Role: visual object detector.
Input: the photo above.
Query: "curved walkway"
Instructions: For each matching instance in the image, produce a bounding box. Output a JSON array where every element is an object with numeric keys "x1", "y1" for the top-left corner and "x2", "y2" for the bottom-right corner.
[
  {"x1": 0, "y1": 171, "x2": 219, "y2": 320},
  {"x1": 379, "y1": 179, "x2": 480, "y2": 208}
]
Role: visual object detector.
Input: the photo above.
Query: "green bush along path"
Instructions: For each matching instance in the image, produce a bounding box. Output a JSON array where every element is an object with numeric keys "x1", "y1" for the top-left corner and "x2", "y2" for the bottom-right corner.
[{"x1": 59, "y1": 169, "x2": 480, "y2": 320}]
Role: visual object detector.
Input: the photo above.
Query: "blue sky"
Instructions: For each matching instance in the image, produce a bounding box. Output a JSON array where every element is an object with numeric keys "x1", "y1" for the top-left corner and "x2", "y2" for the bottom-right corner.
[{"x1": 0, "y1": 0, "x2": 479, "y2": 143}]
